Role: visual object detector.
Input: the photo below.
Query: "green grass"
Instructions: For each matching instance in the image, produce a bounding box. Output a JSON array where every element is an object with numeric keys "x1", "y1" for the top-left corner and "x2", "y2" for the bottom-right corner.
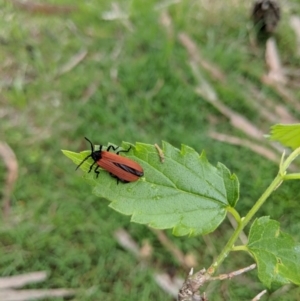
[{"x1": 1, "y1": 0, "x2": 300, "y2": 300}]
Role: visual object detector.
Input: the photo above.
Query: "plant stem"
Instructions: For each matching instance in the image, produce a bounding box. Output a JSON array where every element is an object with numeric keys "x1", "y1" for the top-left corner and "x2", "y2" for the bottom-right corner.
[
  {"x1": 280, "y1": 147, "x2": 300, "y2": 173},
  {"x1": 227, "y1": 207, "x2": 241, "y2": 224},
  {"x1": 207, "y1": 170, "x2": 283, "y2": 274},
  {"x1": 241, "y1": 173, "x2": 282, "y2": 228},
  {"x1": 283, "y1": 173, "x2": 300, "y2": 180},
  {"x1": 206, "y1": 147, "x2": 300, "y2": 276},
  {"x1": 231, "y1": 245, "x2": 248, "y2": 252}
]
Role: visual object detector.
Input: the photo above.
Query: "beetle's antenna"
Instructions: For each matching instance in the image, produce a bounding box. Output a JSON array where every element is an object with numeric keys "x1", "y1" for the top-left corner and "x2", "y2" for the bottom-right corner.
[
  {"x1": 75, "y1": 137, "x2": 94, "y2": 170},
  {"x1": 84, "y1": 137, "x2": 94, "y2": 152}
]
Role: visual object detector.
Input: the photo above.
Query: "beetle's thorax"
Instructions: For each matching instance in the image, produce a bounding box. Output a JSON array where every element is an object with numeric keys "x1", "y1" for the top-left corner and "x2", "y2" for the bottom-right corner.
[{"x1": 91, "y1": 150, "x2": 102, "y2": 162}]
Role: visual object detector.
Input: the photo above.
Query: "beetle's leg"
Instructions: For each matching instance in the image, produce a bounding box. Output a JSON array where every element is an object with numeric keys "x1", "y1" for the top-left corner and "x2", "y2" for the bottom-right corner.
[
  {"x1": 94, "y1": 165, "x2": 100, "y2": 178},
  {"x1": 88, "y1": 161, "x2": 96, "y2": 173},
  {"x1": 106, "y1": 144, "x2": 131, "y2": 155},
  {"x1": 116, "y1": 146, "x2": 131, "y2": 155},
  {"x1": 107, "y1": 145, "x2": 119, "y2": 152}
]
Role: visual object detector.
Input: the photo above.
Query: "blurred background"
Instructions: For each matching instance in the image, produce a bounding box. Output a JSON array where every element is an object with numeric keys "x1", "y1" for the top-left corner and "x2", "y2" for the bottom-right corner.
[{"x1": 1, "y1": 0, "x2": 300, "y2": 300}]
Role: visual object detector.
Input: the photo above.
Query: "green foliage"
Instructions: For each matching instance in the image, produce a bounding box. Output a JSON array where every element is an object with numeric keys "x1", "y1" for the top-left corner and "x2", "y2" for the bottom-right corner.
[
  {"x1": 269, "y1": 124, "x2": 300, "y2": 150},
  {"x1": 64, "y1": 123, "x2": 300, "y2": 296},
  {"x1": 63, "y1": 142, "x2": 239, "y2": 236},
  {"x1": 247, "y1": 217, "x2": 300, "y2": 288}
]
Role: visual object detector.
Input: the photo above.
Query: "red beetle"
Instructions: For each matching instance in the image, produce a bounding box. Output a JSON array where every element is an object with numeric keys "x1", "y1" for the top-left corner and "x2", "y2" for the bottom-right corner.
[{"x1": 76, "y1": 137, "x2": 144, "y2": 183}]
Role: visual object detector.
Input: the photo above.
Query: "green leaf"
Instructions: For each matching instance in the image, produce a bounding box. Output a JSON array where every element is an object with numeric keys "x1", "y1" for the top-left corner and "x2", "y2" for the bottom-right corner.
[
  {"x1": 62, "y1": 141, "x2": 239, "y2": 236},
  {"x1": 217, "y1": 163, "x2": 239, "y2": 207},
  {"x1": 247, "y1": 217, "x2": 300, "y2": 288},
  {"x1": 269, "y1": 124, "x2": 300, "y2": 150}
]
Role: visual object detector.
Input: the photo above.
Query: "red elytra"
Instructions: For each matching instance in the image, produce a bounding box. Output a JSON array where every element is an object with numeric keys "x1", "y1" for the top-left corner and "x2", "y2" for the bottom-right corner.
[{"x1": 76, "y1": 137, "x2": 144, "y2": 183}]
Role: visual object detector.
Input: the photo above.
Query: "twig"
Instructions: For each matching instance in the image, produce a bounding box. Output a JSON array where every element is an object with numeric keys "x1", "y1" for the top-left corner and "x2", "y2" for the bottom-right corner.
[
  {"x1": 251, "y1": 289, "x2": 267, "y2": 301},
  {"x1": 209, "y1": 264, "x2": 256, "y2": 281},
  {"x1": 178, "y1": 268, "x2": 209, "y2": 301},
  {"x1": 178, "y1": 264, "x2": 257, "y2": 301}
]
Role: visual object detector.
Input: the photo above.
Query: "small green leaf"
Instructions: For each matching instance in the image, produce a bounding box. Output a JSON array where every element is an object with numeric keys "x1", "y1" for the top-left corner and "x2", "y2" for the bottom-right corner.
[
  {"x1": 63, "y1": 142, "x2": 239, "y2": 236},
  {"x1": 217, "y1": 163, "x2": 239, "y2": 207},
  {"x1": 269, "y1": 124, "x2": 300, "y2": 149},
  {"x1": 247, "y1": 217, "x2": 300, "y2": 288}
]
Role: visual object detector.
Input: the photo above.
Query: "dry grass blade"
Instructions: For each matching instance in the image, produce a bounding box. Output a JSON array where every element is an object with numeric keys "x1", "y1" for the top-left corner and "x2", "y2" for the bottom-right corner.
[
  {"x1": 264, "y1": 37, "x2": 286, "y2": 84},
  {"x1": 101, "y1": 3, "x2": 133, "y2": 31},
  {"x1": 0, "y1": 141, "x2": 18, "y2": 218},
  {"x1": 262, "y1": 38, "x2": 300, "y2": 111},
  {"x1": 209, "y1": 131, "x2": 279, "y2": 163},
  {"x1": 114, "y1": 228, "x2": 185, "y2": 298},
  {"x1": 262, "y1": 76, "x2": 300, "y2": 111},
  {"x1": 154, "y1": 273, "x2": 183, "y2": 298},
  {"x1": 245, "y1": 81, "x2": 298, "y2": 124},
  {"x1": 160, "y1": 10, "x2": 174, "y2": 39},
  {"x1": 178, "y1": 33, "x2": 225, "y2": 82},
  {"x1": 56, "y1": 50, "x2": 88, "y2": 77},
  {"x1": 193, "y1": 75, "x2": 264, "y2": 140},
  {"x1": 81, "y1": 80, "x2": 100, "y2": 103},
  {"x1": 151, "y1": 228, "x2": 193, "y2": 269},
  {"x1": 0, "y1": 272, "x2": 47, "y2": 289},
  {"x1": 290, "y1": 16, "x2": 300, "y2": 56},
  {"x1": 0, "y1": 272, "x2": 75, "y2": 301},
  {"x1": 114, "y1": 228, "x2": 140, "y2": 257},
  {"x1": 9, "y1": 0, "x2": 76, "y2": 14},
  {"x1": 0, "y1": 288, "x2": 75, "y2": 301},
  {"x1": 179, "y1": 33, "x2": 264, "y2": 140}
]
